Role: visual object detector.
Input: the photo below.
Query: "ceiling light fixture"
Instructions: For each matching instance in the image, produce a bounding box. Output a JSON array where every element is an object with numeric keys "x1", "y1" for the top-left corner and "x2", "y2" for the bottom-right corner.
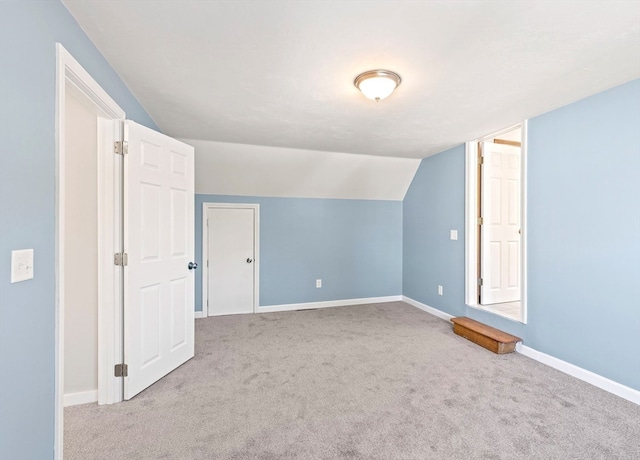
[{"x1": 354, "y1": 69, "x2": 401, "y2": 102}]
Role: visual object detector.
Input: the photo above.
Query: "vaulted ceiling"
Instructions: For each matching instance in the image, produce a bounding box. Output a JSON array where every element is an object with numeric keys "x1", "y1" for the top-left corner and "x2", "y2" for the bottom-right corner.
[{"x1": 62, "y1": 1, "x2": 639, "y2": 159}]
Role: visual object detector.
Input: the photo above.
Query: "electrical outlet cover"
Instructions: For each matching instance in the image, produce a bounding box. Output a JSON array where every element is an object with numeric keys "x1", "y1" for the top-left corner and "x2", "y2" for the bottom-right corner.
[{"x1": 11, "y1": 249, "x2": 34, "y2": 283}]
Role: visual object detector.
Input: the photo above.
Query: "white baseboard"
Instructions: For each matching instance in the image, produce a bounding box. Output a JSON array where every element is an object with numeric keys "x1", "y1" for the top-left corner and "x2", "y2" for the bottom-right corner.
[
  {"x1": 64, "y1": 390, "x2": 98, "y2": 407},
  {"x1": 516, "y1": 344, "x2": 639, "y2": 405},
  {"x1": 402, "y1": 296, "x2": 454, "y2": 321},
  {"x1": 195, "y1": 311, "x2": 205, "y2": 319},
  {"x1": 258, "y1": 295, "x2": 403, "y2": 313},
  {"x1": 401, "y1": 296, "x2": 639, "y2": 405}
]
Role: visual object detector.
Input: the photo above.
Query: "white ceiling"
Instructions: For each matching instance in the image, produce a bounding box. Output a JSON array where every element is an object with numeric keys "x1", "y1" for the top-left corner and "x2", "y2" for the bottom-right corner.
[
  {"x1": 62, "y1": 1, "x2": 640, "y2": 159},
  {"x1": 189, "y1": 140, "x2": 420, "y2": 200}
]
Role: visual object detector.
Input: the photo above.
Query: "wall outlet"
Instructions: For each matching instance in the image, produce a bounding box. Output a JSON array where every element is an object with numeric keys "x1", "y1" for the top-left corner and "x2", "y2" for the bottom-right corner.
[
  {"x1": 316, "y1": 279, "x2": 322, "y2": 288},
  {"x1": 450, "y1": 230, "x2": 458, "y2": 240},
  {"x1": 11, "y1": 249, "x2": 34, "y2": 283},
  {"x1": 438, "y1": 285, "x2": 443, "y2": 296}
]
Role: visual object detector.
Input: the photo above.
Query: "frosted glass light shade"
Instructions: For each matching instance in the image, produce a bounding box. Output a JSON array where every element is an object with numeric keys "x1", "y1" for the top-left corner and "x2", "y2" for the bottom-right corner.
[{"x1": 354, "y1": 70, "x2": 401, "y2": 102}]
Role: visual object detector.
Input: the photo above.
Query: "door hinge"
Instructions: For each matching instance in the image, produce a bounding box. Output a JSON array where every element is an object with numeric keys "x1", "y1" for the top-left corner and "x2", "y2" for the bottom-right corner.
[
  {"x1": 114, "y1": 252, "x2": 128, "y2": 266},
  {"x1": 114, "y1": 363, "x2": 128, "y2": 377},
  {"x1": 478, "y1": 216, "x2": 483, "y2": 225},
  {"x1": 207, "y1": 260, "x2": 209, "y2": 268},
  {"x1": 478, "y1": 155, "x2": 484, "y2": 165},
  {"x1": 478, "y1": 278, "x2": 483, "y2": 286},
  {"x1": 114, "y1": 140, "x2": 128, "y2": 155}
]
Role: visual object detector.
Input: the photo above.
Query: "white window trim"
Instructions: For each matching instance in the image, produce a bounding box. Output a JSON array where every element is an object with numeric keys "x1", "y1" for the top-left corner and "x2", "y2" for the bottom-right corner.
[{"x1": 464, "y1": 121, "x2": 528, "y2": 323}]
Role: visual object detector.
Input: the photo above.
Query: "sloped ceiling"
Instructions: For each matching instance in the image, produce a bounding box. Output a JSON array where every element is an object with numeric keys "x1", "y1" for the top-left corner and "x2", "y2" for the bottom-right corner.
[
  {"x1": 186, "y1": 139, "x2": 420, "y2": 200},
  {"x1": 61, "y1": 1, "x2": 639, "y2": 200},
  {"x1": 62, "y1": 1, "x2": 639, "y2": 160}
]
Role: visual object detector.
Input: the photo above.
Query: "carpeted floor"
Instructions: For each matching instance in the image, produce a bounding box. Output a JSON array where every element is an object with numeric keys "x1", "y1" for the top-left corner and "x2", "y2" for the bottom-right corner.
[{"x1": 65, "y1": 302, "x2": 640, "y2": 459}]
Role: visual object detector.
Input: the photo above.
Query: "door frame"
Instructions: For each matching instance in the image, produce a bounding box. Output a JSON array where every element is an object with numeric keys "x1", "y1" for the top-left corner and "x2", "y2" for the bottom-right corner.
[
  {"x1": 201, "y1": 202, "x2": 260, "y2": 316},
  {"x1": 55, "y1": 43, "x2": 125, "y2": 459},
  {"x1": 464, "y1": 121, "x2": 528, "y2": 323}
]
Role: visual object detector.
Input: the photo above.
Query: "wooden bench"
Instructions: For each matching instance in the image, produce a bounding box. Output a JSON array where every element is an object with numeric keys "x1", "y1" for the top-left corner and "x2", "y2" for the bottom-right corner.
[{"x1": 450, "y1": 317, "x2": 522, "y2": 354}]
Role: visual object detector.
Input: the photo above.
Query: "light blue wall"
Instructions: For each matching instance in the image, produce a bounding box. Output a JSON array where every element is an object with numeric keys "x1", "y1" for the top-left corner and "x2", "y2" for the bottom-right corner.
[
  {"x1": 2, "y1": 3, "x2": 637, "y2": 457},
  {"x1": 403, "y1": 146, "x2": 466, "y2": 317},
  {"x1": 0, "y1": 2, "x2": 158, "y2": 458},
  {"x1": 402, "y1": 79, "x2": 640, "y2": 390},
  {"x1": 195, "y1": 195, "x2": 403, "y2": 309},
  {"x1": 525, "y1": 79, "x2": 640, "y2": 389}
]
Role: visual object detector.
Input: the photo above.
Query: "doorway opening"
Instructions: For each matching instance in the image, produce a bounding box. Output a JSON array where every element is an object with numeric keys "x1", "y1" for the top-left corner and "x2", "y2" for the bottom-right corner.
[
  {"x1": 63, "y1": 82, "x2": 103, "y2": 408},
  {"x1": 55, "y1": 44, "x2": 196, "y2": 460},
  {"x1": 56, "y1": 43, "x2": 125, "y2": 459},
  {"x1": 465, "y1": 122, "x2": 527, "y2": 323}
]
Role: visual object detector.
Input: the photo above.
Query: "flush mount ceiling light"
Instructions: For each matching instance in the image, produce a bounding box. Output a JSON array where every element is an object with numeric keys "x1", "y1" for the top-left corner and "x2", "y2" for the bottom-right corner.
[{"x1": 354, "y1": 69, "x2": 401, "y2": 102}]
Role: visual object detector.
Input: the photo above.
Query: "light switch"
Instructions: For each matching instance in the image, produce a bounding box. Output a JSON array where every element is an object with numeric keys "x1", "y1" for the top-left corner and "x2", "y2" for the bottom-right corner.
[
  {"x1": 450, "y1": 230, "x2": 458, "y2": 240},
  {"x1": 11, "y1": 249, "x2": 34, "y2": 283}
]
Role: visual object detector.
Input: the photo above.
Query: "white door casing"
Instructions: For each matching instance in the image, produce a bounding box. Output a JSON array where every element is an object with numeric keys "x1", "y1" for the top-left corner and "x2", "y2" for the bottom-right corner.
[
  {"x1": 55, "y1": 43, "x2": 126, "y2": 460},
  {"x1": 123, "y1": 120, "x2": 195, "y2": 399},
  {"x1": 480, "y1": 141, "x2": 521, "y2": 305},
  {"x1": 205, "y1": 205, "x2": 258, "y2": 316}
]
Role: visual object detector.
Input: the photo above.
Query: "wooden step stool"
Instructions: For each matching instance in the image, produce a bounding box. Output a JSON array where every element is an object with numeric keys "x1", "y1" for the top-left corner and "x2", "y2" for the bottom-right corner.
[{"x1": 450, "y1": 317, "x2": 521, "y2": 354}]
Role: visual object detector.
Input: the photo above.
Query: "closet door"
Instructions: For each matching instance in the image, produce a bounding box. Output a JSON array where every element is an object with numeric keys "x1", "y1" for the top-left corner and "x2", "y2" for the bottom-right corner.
[{"x1": 207, "y1": 206, "x2": 256, "y2": 316}]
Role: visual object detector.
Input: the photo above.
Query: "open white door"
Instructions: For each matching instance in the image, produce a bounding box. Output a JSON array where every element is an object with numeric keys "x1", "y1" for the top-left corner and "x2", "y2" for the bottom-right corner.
[
  {"x1": 480, "y1": 141, "x2": 521, "y2": 305},
  {"x1": 123, "y1": 120, "x2": 195, "y2": 399}
]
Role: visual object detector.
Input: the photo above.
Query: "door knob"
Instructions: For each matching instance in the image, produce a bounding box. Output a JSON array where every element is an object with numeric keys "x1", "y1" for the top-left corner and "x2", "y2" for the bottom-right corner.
[
  {"x1": 246, "y1": 258, "x2": 253, "y2": 263},
  {"x1": 188, "y1": 262, "x2": 198, "y2": 270}
]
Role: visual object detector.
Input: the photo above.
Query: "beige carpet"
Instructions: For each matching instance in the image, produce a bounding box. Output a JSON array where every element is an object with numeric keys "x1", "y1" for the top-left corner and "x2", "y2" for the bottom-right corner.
[{"x1": 65, "y1": 302, "x2": 640, "y2": 459}]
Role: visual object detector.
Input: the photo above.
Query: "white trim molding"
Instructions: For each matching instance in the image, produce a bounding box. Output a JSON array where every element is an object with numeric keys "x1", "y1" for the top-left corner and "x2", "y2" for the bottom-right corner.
[
  {"x1": 63, "y1": 390, "x2": 98, "y2": 407},
  {"x1": 55, "y1": 43, "x2": 126, "y2": 460},
  {"x1": 464, "y1": 121, "x2": 528, "y2": 324},
  {"x1": 258, "y1": 296, "x2": 402, "y2": 313},
  {"x1": 464, "y1": 140, "x2": 479, "y2": 308},
  {"x1": 195, "y1": 311, "x2": 205, "y2": 319},
  {"x1": 516, "y1": 344, "x2": 639, "y2": 405},
  {"x1": 402, "y1": 296, "x2": 454, "y2": 321}
]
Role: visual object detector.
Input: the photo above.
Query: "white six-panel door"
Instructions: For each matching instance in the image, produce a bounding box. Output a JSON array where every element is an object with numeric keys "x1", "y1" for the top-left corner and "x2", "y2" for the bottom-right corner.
[
  {"x1": 207, "y1": 207, "x2": 256, "y2": 316},
  {"x1": 480, "y1": 141, "x2": 521, "y2": 305},
  {"x1": 123, "y1": 120, "x2": 195, "y2": 399}
]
